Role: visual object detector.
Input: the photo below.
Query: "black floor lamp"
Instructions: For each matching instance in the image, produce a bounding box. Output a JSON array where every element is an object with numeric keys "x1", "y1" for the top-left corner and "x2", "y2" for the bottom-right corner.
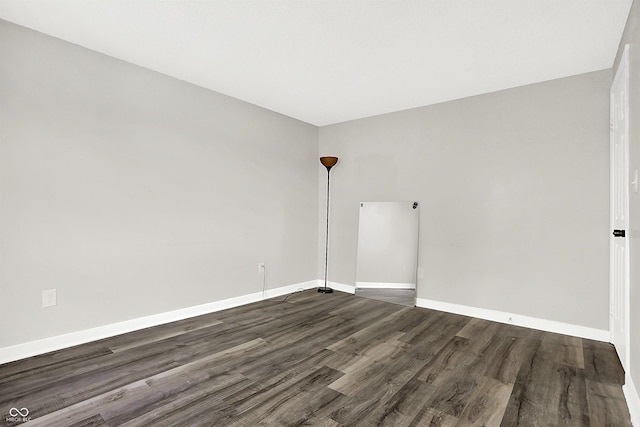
[{"x1": 319, "y1": 156, "x2": 338, "y2": 293}]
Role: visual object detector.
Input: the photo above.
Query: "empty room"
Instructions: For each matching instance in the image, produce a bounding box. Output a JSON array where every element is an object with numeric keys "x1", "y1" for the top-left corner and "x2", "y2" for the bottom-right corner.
[{"x1": 1, "y1": 1, "x2": 639, "y2": 426}]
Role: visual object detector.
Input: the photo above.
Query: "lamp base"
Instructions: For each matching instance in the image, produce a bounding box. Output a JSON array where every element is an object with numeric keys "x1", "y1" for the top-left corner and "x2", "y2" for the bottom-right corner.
[{"x1": 317, "y1": 287, "x2": 334, "y2": 293}]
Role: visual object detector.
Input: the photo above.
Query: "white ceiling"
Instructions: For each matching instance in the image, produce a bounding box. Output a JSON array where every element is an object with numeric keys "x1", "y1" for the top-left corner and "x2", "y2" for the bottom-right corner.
[{"x1": 0, "y1": 0, "x2": 633, "y2": 126}]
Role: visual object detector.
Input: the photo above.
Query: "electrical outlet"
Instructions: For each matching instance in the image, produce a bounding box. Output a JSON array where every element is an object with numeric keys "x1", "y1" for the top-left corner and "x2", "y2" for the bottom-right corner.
[
  {"x1": 258, "y1": 262, "x2": 265, "y2": 273},
  {"x1": 42, "y1": 289, "x2": 57, "y2": 308}
]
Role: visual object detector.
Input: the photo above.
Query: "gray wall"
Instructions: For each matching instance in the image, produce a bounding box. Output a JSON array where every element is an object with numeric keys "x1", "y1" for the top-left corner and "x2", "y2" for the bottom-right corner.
[
  {"x1": 319, "y1": 70, "x2": 610, "y2": 330},
  {"x1": 614, "y1": 0, "x2": 640, "y2": 398},
  {"x1": 0, "y1": 20, "x2": 319, "y2": 347},
  {"x1": 0, "y1": 17, "x2": 614, "y2": 351}
]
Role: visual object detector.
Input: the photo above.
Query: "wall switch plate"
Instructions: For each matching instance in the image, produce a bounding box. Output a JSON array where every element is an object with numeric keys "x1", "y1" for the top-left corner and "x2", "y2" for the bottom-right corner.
[
  {"x1": 258, "y1": 262, "x2": 265, "y2": 273},
  {"x1": 417, "y1": 267, "x2": 424, "y2": 279},
  {"x1": 42, "y1": 289, "x2": 57, "y2": 307}
]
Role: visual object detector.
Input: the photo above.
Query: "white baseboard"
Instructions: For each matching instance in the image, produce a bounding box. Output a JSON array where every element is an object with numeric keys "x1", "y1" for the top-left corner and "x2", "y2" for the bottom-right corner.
[
  {"x1": 0, "y1": 280, "x2": 318, "y2": 365},
  {"x1": 319, "y1": 285, "x2": 609, "y2": 342},
  {"x1": 355, "y1": 281, "x2": 415, "y2": 289},
  {"x1": 416, "y1": 297, "x2": 610, "y2": 342},
  {"x1": 0, "y1": 282, "x2": 613, "y2": 365},
  {"x1": 625, "y1": 373, "x2": 640, "y2": 426},
  {"x1": 321, "y1": 280, "x2": 355, "y2": 294},
  {"x1": 262, "y1": 280, "x2": 318, "y2": 299}
]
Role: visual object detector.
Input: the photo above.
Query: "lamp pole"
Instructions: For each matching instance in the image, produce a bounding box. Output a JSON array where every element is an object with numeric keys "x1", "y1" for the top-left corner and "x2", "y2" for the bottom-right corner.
[{"x1": 319, "y1": 156, "x2": 338, "y2": 293}]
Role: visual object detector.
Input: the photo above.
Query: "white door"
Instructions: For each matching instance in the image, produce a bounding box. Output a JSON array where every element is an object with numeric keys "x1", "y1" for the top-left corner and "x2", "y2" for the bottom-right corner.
[{"x1": 610, "y1": 44, "x2": 630, "y2": 369}]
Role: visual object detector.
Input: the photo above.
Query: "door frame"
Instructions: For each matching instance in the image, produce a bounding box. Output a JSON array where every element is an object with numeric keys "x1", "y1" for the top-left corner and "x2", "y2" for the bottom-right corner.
[{"x1": 610, "y1": 44, "x2": 630, "y2": 369}]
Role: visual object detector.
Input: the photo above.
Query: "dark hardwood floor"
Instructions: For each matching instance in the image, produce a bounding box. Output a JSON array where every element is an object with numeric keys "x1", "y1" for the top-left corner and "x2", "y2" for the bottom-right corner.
[
  {"x1": 354, "y1": 288, "x2": 416, "y2": 307},
  {"x1": 0, "y1": 290, "x2": 630, "y2": 426}
]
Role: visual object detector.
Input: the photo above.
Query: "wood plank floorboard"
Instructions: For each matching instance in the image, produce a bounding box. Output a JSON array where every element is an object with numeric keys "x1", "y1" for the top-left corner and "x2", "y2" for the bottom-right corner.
[
  {"x1": 0, "y1": 289, "x2": 631, "y2": 426},
  {"x1": 354, "y1": 288, "x2": 416, "y2": 307}
]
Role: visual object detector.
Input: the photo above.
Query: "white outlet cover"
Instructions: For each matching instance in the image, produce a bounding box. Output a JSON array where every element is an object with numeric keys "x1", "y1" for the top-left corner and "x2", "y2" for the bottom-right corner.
[{"x1": 42, "y1": 289, "x2": 57, "y2": 308}]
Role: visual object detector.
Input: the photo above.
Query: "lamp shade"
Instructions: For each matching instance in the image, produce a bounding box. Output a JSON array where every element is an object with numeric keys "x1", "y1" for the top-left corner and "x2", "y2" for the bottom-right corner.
[{"x1": 320, "y1": 156, "x2": 339, "y2": 170}]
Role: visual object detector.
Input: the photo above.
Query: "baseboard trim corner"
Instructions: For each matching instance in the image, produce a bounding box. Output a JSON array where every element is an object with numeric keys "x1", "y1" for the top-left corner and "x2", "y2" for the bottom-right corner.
[
  {"x1": 415, "y1": 297, "x2": 610, "y2": 342},
  {"x1": 313, "y1": 280, "x2": 355, "y2": 294},
  {"x1": 625, "y1": 373, "x2": 640, "y2": 426},
  {"x1": 322, "y1": 280, "x2": 355, "y2": 294},
  {"x1": 0, "y1": 280, "x2": 318, "y2": 365}
]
